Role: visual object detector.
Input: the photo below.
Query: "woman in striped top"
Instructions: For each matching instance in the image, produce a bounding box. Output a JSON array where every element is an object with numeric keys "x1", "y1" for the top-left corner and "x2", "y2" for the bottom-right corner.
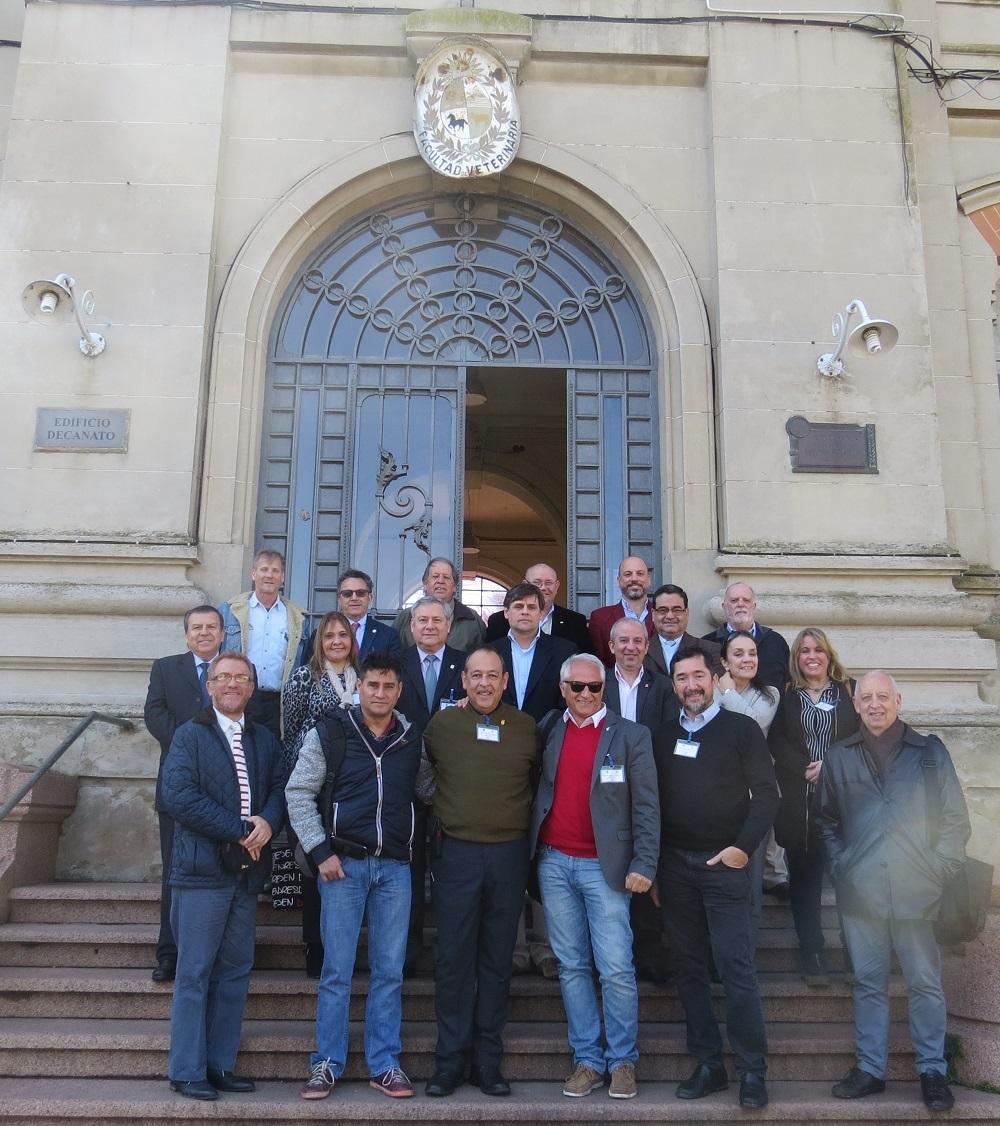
[{"x1": 768, "y1": 628, "x2": 858, "y2": 985}]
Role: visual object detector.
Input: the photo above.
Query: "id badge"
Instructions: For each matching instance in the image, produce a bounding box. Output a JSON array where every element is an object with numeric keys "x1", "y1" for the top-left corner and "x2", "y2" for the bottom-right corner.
[
  {"x1": 351, "y1": 691, "x2": 360, "y2": 706},
  {"x1": 477, "y1": 722, "x2": 501, "y2": 743},
  {"x1": 815, "y1": 701, "x2": 835, "y2": 712},
  {"x1": 600, "y1": 765, "x2": 625, "y2": 784},
  {"x1": 674, "y1": 739, "x2": 700, "y2": 758},
  {"x1": 439, "y1": 698, "x2": 458, "y2": 711}
]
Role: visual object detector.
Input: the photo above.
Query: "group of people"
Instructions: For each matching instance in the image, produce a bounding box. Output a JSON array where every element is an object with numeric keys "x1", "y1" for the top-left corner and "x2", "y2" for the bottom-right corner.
[{"x1": 144, "y1": 549, "x2": 971, "y2": 1111}]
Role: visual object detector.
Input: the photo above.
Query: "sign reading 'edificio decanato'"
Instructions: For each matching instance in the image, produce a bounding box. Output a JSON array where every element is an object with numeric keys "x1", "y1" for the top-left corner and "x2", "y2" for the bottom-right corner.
[{"x1": 35, "y1": 408, "x2": 130, "y2": 452}]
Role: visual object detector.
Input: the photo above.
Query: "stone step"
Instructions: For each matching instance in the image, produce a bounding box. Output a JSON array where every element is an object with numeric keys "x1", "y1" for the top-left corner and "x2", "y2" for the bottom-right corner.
[
  {"x1": 0, "y1": 921, "x2": 843, "y2": 973},
  {"x1": 0, "y1": 966, "x2": 906, "y2": 1024},
  {"x1": 1, "y1": 1078, "x2": 998, "y2": 1126},
  {"x1": 7, "y1": 882, "x2": 829, "y2": 929},
  {"x1": 0, "y1": 1018, "x2": 921, "y2": 1081}
]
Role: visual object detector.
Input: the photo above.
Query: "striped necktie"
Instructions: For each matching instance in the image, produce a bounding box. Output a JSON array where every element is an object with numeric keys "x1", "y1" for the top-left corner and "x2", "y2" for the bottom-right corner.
[{"x1": 230, "y1": 725, "x2": 252, "y2": 818}]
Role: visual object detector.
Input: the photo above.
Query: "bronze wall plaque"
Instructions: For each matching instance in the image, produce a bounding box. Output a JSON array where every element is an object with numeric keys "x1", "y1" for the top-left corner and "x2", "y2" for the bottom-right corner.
[{"x1": 786, "y1": 415, "x2": 877, "y2": 474}]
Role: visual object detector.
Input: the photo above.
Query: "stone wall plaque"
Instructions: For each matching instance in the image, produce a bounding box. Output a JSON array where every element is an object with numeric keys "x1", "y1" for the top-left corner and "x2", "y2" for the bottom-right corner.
[
  {"x1": 786, "y1": 415, "x2": 877, "y2": 474},
  {"x1": 35, "y1": 408, "x2": 130, "y2": 452}
]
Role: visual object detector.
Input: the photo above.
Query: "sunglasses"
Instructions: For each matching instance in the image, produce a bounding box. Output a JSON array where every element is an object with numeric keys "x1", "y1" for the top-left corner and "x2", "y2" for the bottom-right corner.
[
  {"x1": 564, "y1": 681, "x2": 603, "y2": 694},
  {"x1": 339, "y1": 588, "x2": 370, "y2": 598}
]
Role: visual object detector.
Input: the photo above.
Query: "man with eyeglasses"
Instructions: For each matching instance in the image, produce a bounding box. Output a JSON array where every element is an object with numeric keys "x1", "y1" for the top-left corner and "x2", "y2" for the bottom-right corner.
[
  {"x1": 484, "y1": 563, "x2": 592, "y2": 653},
  {"x1": 417, "y1": 646, "x2": 540, "y2": 1098},
  {"x1": 337, "y1": 569, "x2": 402, "y2": 659},
  {"x1": 529, "y1": 653, "x2": 659, "y2": 1100},
  {"x1": 645, "y1": 584, "x2": 721, "y2": 679},
  {"x1": 160, "y1": 651, "x2": 285, "y2": 1101}
]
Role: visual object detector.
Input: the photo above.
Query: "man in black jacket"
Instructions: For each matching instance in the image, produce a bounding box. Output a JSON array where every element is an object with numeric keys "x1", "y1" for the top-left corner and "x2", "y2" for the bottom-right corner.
[
  {"x1": 143, "y1": 604, "x2": 224, "y2": 982},
  {"x1": 285, "y1": 654, "x2": 422, "y2": 1102},
  {"x1": 701, "y1": 582, "x2": 789, "y2": 692},
  {"x1": 484, "y1": 563, "x2": 592, "y2": 653},
  {"x1": 161, "y1": 651, "x2": 285, "y2": 1101},
  {"x1": 816, "y1": 671, "x2": 970, "y2": 1112},
  {"x1": 653, "y1": 644, "x2": 779, "y2": 1110}
]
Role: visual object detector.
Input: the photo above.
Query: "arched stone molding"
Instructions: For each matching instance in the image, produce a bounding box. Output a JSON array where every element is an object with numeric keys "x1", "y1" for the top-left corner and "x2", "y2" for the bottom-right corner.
[
  {"x1": 201, "y1": 133, "x2": 715, "y2": 567},
  {"x1": 959, "y1": 175, "x2": 1000, "y2": 256}
]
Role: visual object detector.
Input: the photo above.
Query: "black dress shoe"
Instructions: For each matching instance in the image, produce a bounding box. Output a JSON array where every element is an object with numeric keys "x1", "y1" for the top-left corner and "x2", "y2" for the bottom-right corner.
[
  {"x1": 207, "y1": 1068, "x2": 256, "y2": 1092},
  {"x1": 475, "y1": 1066, "x2": 511, "y2": 1096},
  {"x1": 831, "y1": 1066, "x2": 886, "y2": 1099},
  {"x1": 920, "y1": 1072, "x2": 955, "y2": 1111},
  {"x1": 676, "y1": 1062, "x2": 728, "y2": 1099},
  {"x1": 425, "y1": 1069, "x2": 463, "y2": 1097},
  {"x1": 169, "y1": 1079, "x2": 218, "y2": 1100},
  {"x1": 739, "y1": 1073, "x2": 768, "y2": 1108},
  {"x1": 151, "y1": 959, "x2": 176, "y2": 983}
]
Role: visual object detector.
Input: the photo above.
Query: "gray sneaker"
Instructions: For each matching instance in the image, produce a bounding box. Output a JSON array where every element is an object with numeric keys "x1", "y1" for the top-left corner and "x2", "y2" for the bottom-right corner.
[
  {"x1": 300, "y1": 1059, "x2": 335, "y2": 1099},
  {"x1": 563, "y1": 1063, "x2": 604, "y2": 1097},
  {"x1": 609, "y1": 1063, "x2": 637, "y2": 1099}
]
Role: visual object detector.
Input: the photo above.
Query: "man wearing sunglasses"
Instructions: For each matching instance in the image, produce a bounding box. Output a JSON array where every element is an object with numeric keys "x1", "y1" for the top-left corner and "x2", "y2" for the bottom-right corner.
[
  {"x1": 336, "y1": 569, "x2": 402, "y2": 659},
  {"x1": 529, "y1": 654, "x2": 660, "y2": 1101}
]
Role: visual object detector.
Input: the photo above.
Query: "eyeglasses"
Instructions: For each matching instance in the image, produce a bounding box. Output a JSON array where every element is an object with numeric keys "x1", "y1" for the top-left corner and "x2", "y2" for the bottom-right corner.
[
  {"x1": 210, "y1": 673, "x2": 253, "y2": 685},
  {"x1": 653, "y1": 606, "x2": 685, "y2": 616},
  {"x1": 339, "y1": 588, "x2": 370, "y2": 599},
  {"x1": 564, "y1": 681, "x2": 603, "y2": 694}
]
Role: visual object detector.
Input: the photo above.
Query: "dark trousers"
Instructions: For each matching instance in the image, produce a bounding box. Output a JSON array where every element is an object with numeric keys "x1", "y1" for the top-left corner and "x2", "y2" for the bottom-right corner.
[
  {"x1": 302, "y1": 875, "x2": 321, "y2": 948},
  {"x1": 630, "y1": 888, "x2": 664, "y2": 970},
  {"x1": 787, "y1": 834, "x2": 826, "y2": 957},
  {"x1": 247, "y1": 689, "x2": 281, "y2": 740},
  {"x1": 431, "y1": 835, "x2": 530, "y2": 1072},
  {"x1": 407, "y1": 802, "x2": 430, "y2": 964},
  {"x1": 660, "y1": 846, "x2": 768, "y2": 1077},
  {"x1": 156, "y1": 812, "x2": 176, "y2": 964}
]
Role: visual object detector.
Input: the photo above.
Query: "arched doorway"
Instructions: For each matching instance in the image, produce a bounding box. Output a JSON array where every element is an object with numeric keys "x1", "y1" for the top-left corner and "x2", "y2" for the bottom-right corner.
[{"x1": 259, "y1": 191, "x2": 658, "y2": 618}]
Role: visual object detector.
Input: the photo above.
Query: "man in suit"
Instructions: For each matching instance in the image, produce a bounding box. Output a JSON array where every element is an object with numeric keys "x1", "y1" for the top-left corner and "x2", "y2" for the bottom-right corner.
[
  {"x1": 645, "y1": 584, "x2": 721, "y2": 678},
  {"x1": 218, "y1": 549, "x2": 309, "y2": 738},
  {"x1": 162, "y1": 651, "x2": 285, "y2": 1100},
  {"x1": 701, "y1": 582, "x2": 790, "y2": 692},
  {"x1": 491, "y1": 582, "x2": 577, "y2": 722},
  {"x1": 394, "y1": 557, "x2": 485, "y2": 653},
  {"x1": 396, "y1": 596, "x2": 467, "y2": 971},
  {"x1": 587, "y1": 556, "x2": 655, "y2": 666},
  {"x1": 531, "y1": 653, "x2": 659, "y2": 1100},
  {"x1": 337, "y1": 568, "x2": 402, "y2": 659},
  {"x1": 604, "y1": 618, "x2": 678, "y2": 731},
  {"x1": 143, "y1": 604, "x2": 224, "y2": 983},
  {"x1": 485, "y1": 563, "x2": 591, "y2": 653}
]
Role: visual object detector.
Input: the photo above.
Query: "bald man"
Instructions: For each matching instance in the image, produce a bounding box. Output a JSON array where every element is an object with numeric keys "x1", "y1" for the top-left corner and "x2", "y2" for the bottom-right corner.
[
  {"x1": 484, "y1": 564, "x2": 592, "y2": 653},
  {"x1": 701, "y1": 582, "x2": 789, "y2": 692},
  {"x1": 587, "y1": 557, "x2": 655, "y2": 667}
]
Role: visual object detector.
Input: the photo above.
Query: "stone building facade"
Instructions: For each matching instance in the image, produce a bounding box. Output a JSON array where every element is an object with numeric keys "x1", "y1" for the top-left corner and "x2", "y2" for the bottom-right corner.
[{"x1": 0, "y1": 0, "x2": 999, "y2": 890}]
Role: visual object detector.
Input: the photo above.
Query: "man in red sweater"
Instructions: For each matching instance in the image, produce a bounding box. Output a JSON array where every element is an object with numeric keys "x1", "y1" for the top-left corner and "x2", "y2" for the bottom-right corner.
[{"x1": 529, "y1": 653, "x2": 660, "y2": 1100}]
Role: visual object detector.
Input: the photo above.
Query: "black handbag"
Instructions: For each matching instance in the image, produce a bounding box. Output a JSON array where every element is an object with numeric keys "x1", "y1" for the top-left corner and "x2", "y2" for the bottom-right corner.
[{"x1": 922, "y1": 757, "x2": 993, "y2": 945}]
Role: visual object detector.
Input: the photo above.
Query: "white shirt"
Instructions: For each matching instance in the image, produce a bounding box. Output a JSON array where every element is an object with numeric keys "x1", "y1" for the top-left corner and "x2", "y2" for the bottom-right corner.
[
  {"x1": 563, "y1": 704, "x2": 608, "y2": 729},
  {"x1": 679, "y1": 700, "x2": 721, "y2": 734},
  {"x1": 658, "y1": 633, "x2": 683, "y2": 671},
  {"x1": 614, "y1": 665, "x2": 643, "y2": 722},
  {"x1": 540, "y1": 609, "x2": 554, "y2": 636},
  {"x1": 246, "y1": 593, "x2": 289, "y2": 691},
  {"x1": 621, "y1": 598, "x2": 650, "y2": 624},
  {"x1": 350, "y1": 613, "x2": 369, "y2": 651},
  {"x1": 508, "y1": 629, "x2": 540, "y2": 710}
]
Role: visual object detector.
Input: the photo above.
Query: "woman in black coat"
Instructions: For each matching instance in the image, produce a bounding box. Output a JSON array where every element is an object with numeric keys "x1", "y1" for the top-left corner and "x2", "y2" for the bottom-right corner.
[{"x1": 768, "y1": 627, "x2": 857, "y2": 984}]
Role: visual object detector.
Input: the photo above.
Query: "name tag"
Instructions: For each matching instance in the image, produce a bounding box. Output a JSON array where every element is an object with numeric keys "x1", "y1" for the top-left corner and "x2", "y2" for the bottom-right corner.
[
  {"x1": 439, "y1": 698, "x2": 458, "y2": 711},
  {"x1": 477, "y1": 723, "x2": 501, "y2": 743},
  {"x1": 351, "y1": 691, "x2": 360, "y2": 706},
  {"x1": 600, "y1": 765, "x2": 625, "y2": 784},
  {"x1": 815, "y1": 701, "x2": 835, "y2": 712},
  {"x1": 674, "y1": 739, "x2": 700, "y2": 758}
]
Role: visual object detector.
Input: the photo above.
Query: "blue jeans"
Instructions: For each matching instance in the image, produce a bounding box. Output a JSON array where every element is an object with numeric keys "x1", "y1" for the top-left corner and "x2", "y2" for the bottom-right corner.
[
  {"x1": 841, "y1": 914, "x2": 947, "y2": 1078},
  {"x1": 315, "y1": 854, "x2": 411, "y2": 1077},
  {"x1": 168, "y1": 881, "x2": 257, "y2": 1081},
  {"x1": 538, "y1": 846, "x2": 639, "y2": 1072}
]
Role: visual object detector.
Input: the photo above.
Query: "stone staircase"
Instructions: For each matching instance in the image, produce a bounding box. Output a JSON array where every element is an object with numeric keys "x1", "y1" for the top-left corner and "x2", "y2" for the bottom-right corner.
[{"x1": 0, "y1": 882, "x2": 998, "y2": 1124}]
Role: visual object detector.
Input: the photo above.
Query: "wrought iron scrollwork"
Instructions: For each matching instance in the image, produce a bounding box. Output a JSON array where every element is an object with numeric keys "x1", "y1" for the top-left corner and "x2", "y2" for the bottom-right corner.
[{"x1": 376, "y1": 447, "x2": 433, "y2": 555}]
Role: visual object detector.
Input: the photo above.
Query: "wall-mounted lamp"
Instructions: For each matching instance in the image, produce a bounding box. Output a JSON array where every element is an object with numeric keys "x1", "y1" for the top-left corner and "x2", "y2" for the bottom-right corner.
[
  {"x1": 817, "y1": 299, "x2": 896, "y2": 378},
  {"x1": 21, "y1": 273, "x2": 107, "y2": 357}
]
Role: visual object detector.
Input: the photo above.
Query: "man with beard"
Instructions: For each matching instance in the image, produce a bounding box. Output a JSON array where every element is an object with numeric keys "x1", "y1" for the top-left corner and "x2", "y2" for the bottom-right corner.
[
  {"x1": 701, "y1": 582, "x2": 789, "y2": 693},
  {"x1": 587, "y1": 557, "x2": 655, "y2": 667},
  {"x1": 652, "y1": 644, "x2": 779, "y2": 1110}
]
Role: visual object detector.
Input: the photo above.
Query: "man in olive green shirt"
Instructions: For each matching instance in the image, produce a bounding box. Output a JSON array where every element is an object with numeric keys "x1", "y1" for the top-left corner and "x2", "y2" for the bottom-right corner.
[{"x1": 418, "y1": 647, "x2": 539, "y2": 1099}]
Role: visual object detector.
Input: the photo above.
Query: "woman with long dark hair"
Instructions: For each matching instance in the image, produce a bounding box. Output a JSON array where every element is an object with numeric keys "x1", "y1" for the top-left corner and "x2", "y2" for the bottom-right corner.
[
  {"x1": 281, "y1": 611, "x2": 360, "y2": 976},
  {"x1": 768, "y1": 627, "x2": 857, "y2": 985}
]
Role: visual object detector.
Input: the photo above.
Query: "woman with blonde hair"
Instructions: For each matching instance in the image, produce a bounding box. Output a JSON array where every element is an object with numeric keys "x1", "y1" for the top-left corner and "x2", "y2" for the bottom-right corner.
[{"x1": 768, "y1": 627, "x2": 857, "y2": 985}]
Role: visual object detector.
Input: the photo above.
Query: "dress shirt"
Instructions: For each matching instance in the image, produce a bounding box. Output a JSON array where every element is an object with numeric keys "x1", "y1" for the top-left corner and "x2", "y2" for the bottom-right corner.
[
  {"x1": 246, "y1": 593, "x2": 289, "y2": 690},
  {"x1": 419, "y1": 644, "x2": 446, "y2": 708},
  {"x1": 212, "y1": 708, "x2": 251, "y2": 815},
  {"x1": 621, "y1": 598, "x2": 650, "y2": 624},
  {"x1": 508, "y1": 630, "x2": 540, "y2": 710},
  {"x1": 658, "y1": 633, "x2": 682, "y2": 671},
  {"x1": 350, "y1": 613, "x2": 368, "y2": 651},
  {"x1": 540, "y1": 609, "x2": 554, "y2": 636},
  {"x1": 614, "y1": 666, "x2": 642, "y2": 722},
  {"x1": 191, "y1": 650, "x2": 219, "y2": 706},
  {"x1": 679, "y1": 699, "x2": 721, "y2": 735},
  {"x1": 563, "y1": 704, "x2": 608, "y2": 729}
]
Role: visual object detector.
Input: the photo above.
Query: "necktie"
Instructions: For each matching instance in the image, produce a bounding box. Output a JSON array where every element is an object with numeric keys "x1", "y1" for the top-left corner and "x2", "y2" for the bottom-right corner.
[
  {"x1": 424, "y1": 653, "x2": 438, "y2": 711},
  {"x1": 197, "y1": 661, "x2": 210, "y2": 706},
  {"x1": 230, "y1": 725, "x2": 252, "y2": 818},
  {"x1": 351, "y1": 620, "x2": 361, "y2": 652}
]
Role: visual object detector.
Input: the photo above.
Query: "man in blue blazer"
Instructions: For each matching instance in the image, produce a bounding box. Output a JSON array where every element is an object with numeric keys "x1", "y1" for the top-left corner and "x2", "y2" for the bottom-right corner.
[
  {"x1": 337, "y1": 569, "x2": 403, "y2": 660},
  {"x1": 530, "y1": 652, "x2": 660, "y2": 1100},
  {"x1": 491, "y1": 582, "x2": 577, "y2": 723},
  {"x1": 161, "y1": 651, "x2": 286, "y2": 1101}
]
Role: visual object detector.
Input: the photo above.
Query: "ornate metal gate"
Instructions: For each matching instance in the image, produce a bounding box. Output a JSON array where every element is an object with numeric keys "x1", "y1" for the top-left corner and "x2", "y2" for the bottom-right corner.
[{"x1": 260, "y1": 193, "x2": 658, "y2": 617}]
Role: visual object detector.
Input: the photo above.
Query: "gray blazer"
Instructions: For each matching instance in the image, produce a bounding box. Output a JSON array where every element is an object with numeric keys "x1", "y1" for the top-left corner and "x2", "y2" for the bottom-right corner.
[{"x1": 530, "y1": 709, "x2": 660, "y2": 891}]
